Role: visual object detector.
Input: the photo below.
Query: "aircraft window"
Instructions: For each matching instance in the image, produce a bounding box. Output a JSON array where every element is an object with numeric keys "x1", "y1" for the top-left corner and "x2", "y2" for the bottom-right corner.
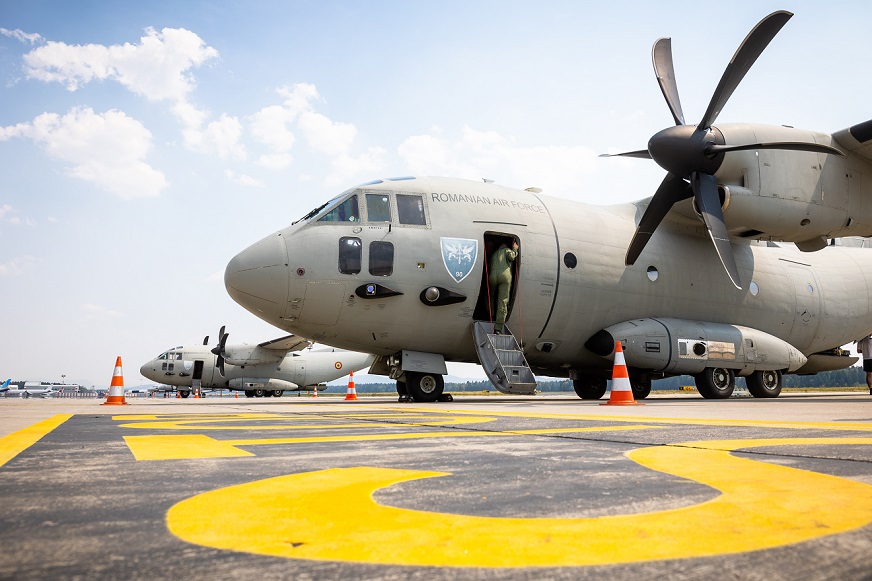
[
  {"x1": 318, "y1": 195, "x2": 359, "y2": 223},
  {"x1": 366, "y1": 194, "x2": 392, "y2": 222},
  {"x1": 397, "y1": 194, "x2": 427, "y2": 225},
  {"x1": 369, "y1": 241, "x2": 394, "y2": 276},
  {"x1": 563, "y1": 252, "x2": 577, "y2": 269},
  {"x1": 646, "y1": 266, "x2": 659, "y2": 282},
  {"x1": 749, "y1": 281, "x2": 759, "y2": 296},
  {"x1": 339, "y1": 236, "x2": 362, "y2": 274},
  {"x1": 176, "y1": 353, "x2": 183, "y2": 360},
  {"x1": 158, "y1": 353, "x2": 167, "y2": 360},
  {"x1": 162, "y1": 362, "x2": 167, "y2": 370}
]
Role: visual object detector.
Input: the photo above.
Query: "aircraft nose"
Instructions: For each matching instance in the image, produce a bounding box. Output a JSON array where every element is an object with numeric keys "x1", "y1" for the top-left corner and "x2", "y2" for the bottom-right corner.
[
  {"x1": 140, "y1": 363, "x2": 155, "y2": 381},
  {"x1": 225, "y1": 233, "x2": 290, "y2": 322}
]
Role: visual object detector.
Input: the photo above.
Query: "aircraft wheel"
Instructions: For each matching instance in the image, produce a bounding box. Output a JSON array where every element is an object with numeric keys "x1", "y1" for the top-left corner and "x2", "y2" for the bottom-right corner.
[
  {"x1": 747, "y1": 369, "x2": 782, "y2": 398},
  {"x1": 179, "y1": 391, "x2": 190, "y2": 399},
  {"x1": 629, "y1": 371, "x2": 652, "y2": 399},
  {"x1": 272, "y1": 390, "x2": 283, "y2": 397},
  {"x1": 253, "y1": 389, "x2": 266, "y2": 398},
  {"x1": 244, "y1": 390, "x2": 255, "y2": 398},
  {"x1": 695, "y1": 367, "x2": 735, "y2": 399},
  {"x1": 406, "y1": 372, "x2": 444, "y2": 402},
  {"x1": 572, "y1": 376, "x2": 607, "y2": 400},
  {"x1": 396, "y1": 380, "x2": 408, "y2": 397}
]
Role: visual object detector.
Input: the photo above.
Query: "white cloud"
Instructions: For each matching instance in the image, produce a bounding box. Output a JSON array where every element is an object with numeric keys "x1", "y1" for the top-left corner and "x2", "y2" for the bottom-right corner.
[
  {"x1": 0, "y1": 255, "x2": 38, "y2": 276},
  {"x1": 183, "y1": 113, "x2": 246, "y2": 159},
  {"x1": 256, "y1": 153, "x2": 293, "y2": 170},
  {"x1": 225, "y1": 169, "x2": 263, "y2": 188},
  {"x1": 0, "y1": 28, "x2": 43, "y2": 45},
  {"x1": 0, "y1": 107, "x2": 168, "y2": 199},
  {"x1": 298, "y1": 111, "x2": 356, "y2": 157},
  {"x1": 81, "y1": 303, "x2": 122, "y2": 319},
  {"x1": 23, "y1": 27, "x2": 218, "y2": 102},
  {"x1": 397, "y1": 125, "x2": 598, "y2": 195},
  {"x1": 0, "y1": 204, "x2": 36, "y2": 226}
]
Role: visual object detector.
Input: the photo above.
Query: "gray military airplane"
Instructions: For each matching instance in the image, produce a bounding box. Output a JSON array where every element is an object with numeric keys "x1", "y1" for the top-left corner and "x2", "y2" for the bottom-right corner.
[
  {"x1": 139, "y1": 327, "x2": 375, "y2": 398},
  {"x1": 223, "y1": 10, "x2": 872, "y2": 402}
]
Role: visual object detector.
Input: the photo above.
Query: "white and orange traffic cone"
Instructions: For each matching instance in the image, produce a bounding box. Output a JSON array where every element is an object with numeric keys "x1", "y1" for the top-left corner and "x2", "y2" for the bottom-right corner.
[
  {"x1": 602, "y1": 341, "x2": 642, "y2": 406},
  {"x1": 344, "y1": 371, "x2": 358, "y2": 401},
  {"x1": 312, "y1": 385, "x2": 318, "y2": 398},
  {"x1": 102, "y1": 356, "x2": 129, "y2": 406}
]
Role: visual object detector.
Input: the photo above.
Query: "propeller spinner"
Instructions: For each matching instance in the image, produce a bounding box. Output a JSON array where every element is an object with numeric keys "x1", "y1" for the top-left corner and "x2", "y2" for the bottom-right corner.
[
  {"x1": 604, "y1": 10, "x2": 843, "y2": 289},
  {"x1": 210, "y1": 325, "x2": 229, "y2": 377}
]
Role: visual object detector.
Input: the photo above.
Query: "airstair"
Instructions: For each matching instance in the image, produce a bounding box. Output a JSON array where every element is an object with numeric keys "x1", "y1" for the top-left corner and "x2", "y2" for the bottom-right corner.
[{"x1": 472, "y1": 321, "x2": 537, "y2": 395}]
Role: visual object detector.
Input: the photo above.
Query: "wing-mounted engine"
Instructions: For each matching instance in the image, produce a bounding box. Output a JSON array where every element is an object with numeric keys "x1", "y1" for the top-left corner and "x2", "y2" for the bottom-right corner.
[
  {"x1": 603, "y1": 10, "x2": 854, "y2": 289},
  {"x1": 585, "y1": 318, "x2": 807, "y2": 376},
  {"x1": 211, "y1": 326, "x2": 307, "y2": 376}
]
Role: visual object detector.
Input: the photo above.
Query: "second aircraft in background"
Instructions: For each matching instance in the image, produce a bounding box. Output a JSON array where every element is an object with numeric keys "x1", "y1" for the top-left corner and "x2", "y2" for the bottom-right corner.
[{"x1": 140, "y1": 327, "x2": 374, "y2": 398}]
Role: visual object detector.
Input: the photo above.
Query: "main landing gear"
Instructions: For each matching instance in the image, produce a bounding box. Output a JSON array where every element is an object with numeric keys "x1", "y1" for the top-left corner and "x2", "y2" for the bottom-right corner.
[{"x1": 396, "y1": 373, "x2": 453, "y2": 403}]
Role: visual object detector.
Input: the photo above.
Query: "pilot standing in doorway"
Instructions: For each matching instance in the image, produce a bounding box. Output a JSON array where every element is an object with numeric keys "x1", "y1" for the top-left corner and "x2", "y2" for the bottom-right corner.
[
  {"x1": 489, "y1": 240, "x2": 519, "y2": 334},
  {"x1": 858, "y1": 333, "x2": 872, "y2": 394}
]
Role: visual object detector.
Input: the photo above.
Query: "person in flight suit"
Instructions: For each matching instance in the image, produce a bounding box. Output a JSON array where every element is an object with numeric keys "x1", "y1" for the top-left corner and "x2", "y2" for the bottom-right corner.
[{"x1": 489, "y1": 240, "x2": 519, "y2": 333}]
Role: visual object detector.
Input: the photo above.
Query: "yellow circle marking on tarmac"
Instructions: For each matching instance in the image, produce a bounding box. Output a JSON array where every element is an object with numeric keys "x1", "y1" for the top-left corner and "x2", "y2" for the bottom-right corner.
[{"x1": 167, "y1": 437, "x2": 872, "y2": 568}]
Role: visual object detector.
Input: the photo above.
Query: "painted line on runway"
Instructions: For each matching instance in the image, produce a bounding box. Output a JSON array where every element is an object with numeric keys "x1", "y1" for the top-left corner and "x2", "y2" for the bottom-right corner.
[
  {"x1": 123, "y1": 425, "x2": 664, "y2": 461},
  {"x1": 381, "y1": 407, "x2": 872, "y2": 432},
  {"x1": 0, "y1": 414, "x2": 73, "y2": 469},
  {"x1": 114, "y1": 412, "x2": 498, "y2": 431},
  {"x1": 168, "y1": 437, "x2": 872, "y2": 568}
]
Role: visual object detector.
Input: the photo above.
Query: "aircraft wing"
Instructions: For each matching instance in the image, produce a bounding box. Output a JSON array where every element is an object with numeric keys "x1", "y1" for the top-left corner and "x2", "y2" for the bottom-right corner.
[{"x1": 258, "y1": 335, "x2": 311, "y2": 352}]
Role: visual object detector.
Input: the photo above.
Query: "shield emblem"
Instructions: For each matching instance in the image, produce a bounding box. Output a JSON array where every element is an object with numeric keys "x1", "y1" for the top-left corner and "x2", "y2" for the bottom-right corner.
[{"x1": 440, "y1": 237, "x2": 478, "y2": 283}]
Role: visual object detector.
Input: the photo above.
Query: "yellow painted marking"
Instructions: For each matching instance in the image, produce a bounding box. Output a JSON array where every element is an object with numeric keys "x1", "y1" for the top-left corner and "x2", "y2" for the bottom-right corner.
[
  {"x1": 115, "y1": 412, "x2": 496, "y2": 431},
  {"x1": 168, "y1": 438, "x2": 872, "y2": 567},
  {"x1": 382, "y1": 406, "x2": 872, "y2": 432},
  {"x1": 124, "y1": 435, "x2": 255, "y2": 460},
  {"x1": 0, "y1": 415, "x2": 73, "y2": 468},
  {"x1": 125, "y1": 426, "x2": 661, "y2": 460}
]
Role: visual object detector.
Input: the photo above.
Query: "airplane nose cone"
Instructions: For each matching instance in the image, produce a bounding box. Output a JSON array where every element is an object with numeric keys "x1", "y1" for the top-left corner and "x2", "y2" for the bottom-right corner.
[
  {"x1": 140, "y1": 363, "x2": 155, "y2": 381},
  {"x1": 225, "y1": 233, "x2": 290, "y2": 322}
]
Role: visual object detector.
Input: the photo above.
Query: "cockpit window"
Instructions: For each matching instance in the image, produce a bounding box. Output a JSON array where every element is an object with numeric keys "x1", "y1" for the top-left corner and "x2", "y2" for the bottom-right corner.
[
  {"x1": 366, "y1": 193, "x2": 391, "y2": 222},
  {"x1": 339, "y1": 236, "x2": 362, "y2": 274},
  {"x1": 318, "y1": 194, "x2": 359, "y2": 223},
  {"x1": 397, "y1": 194, "x2": 427, "y2": 225},
  {"x1": 158, "y1": 353, "x2": 167, "y2": 360}
]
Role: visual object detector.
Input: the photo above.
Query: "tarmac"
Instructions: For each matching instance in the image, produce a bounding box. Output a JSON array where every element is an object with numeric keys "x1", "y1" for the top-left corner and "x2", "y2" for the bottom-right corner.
[{"x1": 1, "y1": 391, "x2": 871, "y2": 580}]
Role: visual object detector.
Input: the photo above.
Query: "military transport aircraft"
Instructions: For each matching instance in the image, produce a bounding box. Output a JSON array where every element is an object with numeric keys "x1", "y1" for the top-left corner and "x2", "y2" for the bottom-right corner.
[
  {"x1": 140, "y1": 327, "x2": 374, "y2": 398},
  {"x1": 223, "y1": 10, "x2": 872, "y2": 402}
]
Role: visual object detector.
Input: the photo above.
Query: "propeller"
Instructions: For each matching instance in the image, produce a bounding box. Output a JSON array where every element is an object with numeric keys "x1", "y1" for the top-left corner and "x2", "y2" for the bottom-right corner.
[
  {"x1": 210, "y1": 326, "x2": 229, "y2": 377},
  {"x1": 604, "y1": 10, "x2": 845, "y2": 290}
]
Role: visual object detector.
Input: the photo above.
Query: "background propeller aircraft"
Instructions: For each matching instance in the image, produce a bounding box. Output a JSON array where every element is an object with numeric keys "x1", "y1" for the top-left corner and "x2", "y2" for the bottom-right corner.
[
  {"x1": 140, "y1": 327, "x2": 375, "y2": 398},
  {"x1": 224, "y1": 10, "x2": 872, "y2": 402}
]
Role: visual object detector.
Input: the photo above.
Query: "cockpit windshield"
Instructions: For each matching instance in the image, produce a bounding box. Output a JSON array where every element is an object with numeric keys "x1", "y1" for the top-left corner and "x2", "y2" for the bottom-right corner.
[{"x1": 317, "y1": 194, "x2": 359, "y2": 223}]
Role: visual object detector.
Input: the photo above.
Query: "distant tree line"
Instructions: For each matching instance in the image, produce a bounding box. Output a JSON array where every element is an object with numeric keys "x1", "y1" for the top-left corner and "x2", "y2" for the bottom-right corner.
[{"x1": 345, "y1": 366, "x2": 868, "y2": 393}]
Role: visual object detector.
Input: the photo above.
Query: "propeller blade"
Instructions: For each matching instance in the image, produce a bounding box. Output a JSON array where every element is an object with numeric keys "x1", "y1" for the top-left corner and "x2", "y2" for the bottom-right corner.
[
  {"x1": 599, "y1": 150, "x2": 652, "y2": 159},
  {"x1": 698, "y1": 10, "x2": 793, "y2": 129},
  {"x1": 692, "y1": 172, "x2": 742, "y2": 289},
  {"x1": 217, "y1": 356, "x2": 225, "y2": 378},
  {"x1": 203, "y1": 335, "x2": 209, "y2": 346},
  {"x1": 705, "y1": 141, "x2": 845, "y2": 157},
  {"x1": 652, "y1": 38, "x2": 685, "y2": 126},
  {"x1": 626, "y1": 173, "x2": 693, "y2": 265}
]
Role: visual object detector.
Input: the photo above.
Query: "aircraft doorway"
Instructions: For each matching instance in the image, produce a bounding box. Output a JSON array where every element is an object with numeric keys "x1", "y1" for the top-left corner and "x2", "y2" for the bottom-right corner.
[
  {"x1": 192, "y1": 361, "x2": 204, "y2": 395},
  {"x1": 473, "y1": 232, "x2": 520, "y2": 327}
]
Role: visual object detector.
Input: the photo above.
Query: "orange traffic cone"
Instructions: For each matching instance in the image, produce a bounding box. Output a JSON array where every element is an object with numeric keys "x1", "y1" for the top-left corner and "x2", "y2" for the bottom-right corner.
[
  {"x1": 344, "y1": 371, "x2": 358, "y2": 401},
  {"x1": 101, "y1": 356, "x2": 129, "y2": 406},
  {"x1": 602, "y1": 341, "x2": 642, "y2": 406},
  {"x1": 312, "y1": 385, "x2": 318, "y2": 398}
]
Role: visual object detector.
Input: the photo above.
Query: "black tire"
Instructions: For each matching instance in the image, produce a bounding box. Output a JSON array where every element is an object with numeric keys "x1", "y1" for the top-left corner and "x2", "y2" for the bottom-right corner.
[
  {"x1": 747, "y1": 369, "x2": 782, "y2": 398},
  {"x1": 179, "y1": 391, "x2": 190, "y2": 399},
  {"x1": 572, "y1": 376, "x2": 607, "y2": 400},
  {"x1": 272, "y1": 390, "x2": 283, "y2": 397},
  {"x1": 253, "y1": 389, "x2": 266, "y2": 398},
  {"x1": 244, "y1": 390, "x2": 255, "y2": 398},
  {"x1": 396, "y1": 380, "x2": 408, "y2": 397},
  {"x1": 695, "y1": 367, "x2": 735, "y2": 399},
  {"x1": 406, "y1": 372, "x2": 444, "y2": 402},
  {"x1": 631, "y1": 379, "x2": 652, "y2": 400}
]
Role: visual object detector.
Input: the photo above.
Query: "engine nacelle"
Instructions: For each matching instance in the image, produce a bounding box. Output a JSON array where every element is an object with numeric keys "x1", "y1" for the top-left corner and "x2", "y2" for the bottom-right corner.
[
  {"x1": 586, "y1": 318, "x2": 807, "y2": 376},
  {"x1": 228, "y1": 377, "x2": 299, "y2": 390}
]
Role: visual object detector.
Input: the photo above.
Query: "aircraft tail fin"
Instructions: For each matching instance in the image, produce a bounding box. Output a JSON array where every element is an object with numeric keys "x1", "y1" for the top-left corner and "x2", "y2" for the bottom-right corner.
[{"x1": 0, "y1": 379, "x2": 10, "y2": 391}]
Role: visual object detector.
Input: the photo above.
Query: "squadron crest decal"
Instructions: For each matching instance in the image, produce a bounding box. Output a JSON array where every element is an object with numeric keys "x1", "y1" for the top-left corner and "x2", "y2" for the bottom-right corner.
[{"x1": 440, "y1": 237, "x2": 478, "y2": 283}]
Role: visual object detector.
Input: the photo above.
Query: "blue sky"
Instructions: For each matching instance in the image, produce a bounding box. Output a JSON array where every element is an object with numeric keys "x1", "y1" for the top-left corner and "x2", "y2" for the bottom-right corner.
[{"x1": 1, "y1": 1, "x2": 869, "y2": 386}]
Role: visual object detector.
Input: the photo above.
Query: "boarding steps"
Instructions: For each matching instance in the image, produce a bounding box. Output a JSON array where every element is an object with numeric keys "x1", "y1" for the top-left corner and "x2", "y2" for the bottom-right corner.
[{"x1": 472, "y1": 321, "x2": 537, "y2": 395}]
